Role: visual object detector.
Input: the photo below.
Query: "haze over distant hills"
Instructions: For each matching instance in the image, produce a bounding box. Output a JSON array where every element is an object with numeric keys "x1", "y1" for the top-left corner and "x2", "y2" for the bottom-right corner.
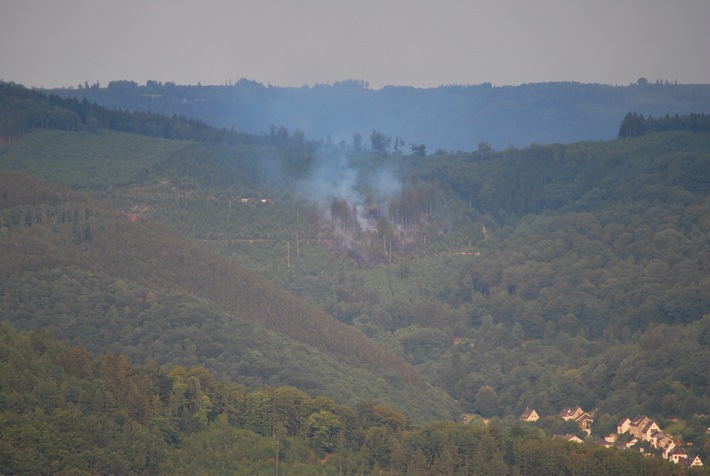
[
  {"x1": 52, "y1": 79, "x2": 710, "y2": 151},
  {"x1": 2, "y1": 81, "x2": 710, "y2": 474}
]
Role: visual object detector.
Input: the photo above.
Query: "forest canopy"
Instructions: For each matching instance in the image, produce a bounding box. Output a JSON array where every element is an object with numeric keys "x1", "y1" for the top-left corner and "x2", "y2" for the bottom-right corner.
[
  {"x1": 1, "y1": 81, "x2": 710, "y2": 473},
  {"x1": 0, "y1": 323, "x2": 698, "y2": 475}
]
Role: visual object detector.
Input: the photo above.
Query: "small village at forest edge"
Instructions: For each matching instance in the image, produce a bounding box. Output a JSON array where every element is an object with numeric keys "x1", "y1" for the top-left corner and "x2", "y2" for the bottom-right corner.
[{"x1": 513, "y1": 406, "x2": 704, "y2": 468}]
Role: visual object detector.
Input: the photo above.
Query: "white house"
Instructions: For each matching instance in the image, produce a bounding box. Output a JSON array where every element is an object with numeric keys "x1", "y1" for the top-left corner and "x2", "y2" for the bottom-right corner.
[{"x1": 520, "y1": 407, "x2": 540, "y2": 422}]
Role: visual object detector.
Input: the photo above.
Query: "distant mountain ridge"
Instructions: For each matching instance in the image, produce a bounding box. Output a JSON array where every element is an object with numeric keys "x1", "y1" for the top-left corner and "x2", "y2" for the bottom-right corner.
[{"x1": 51, "y1": 79, "x2": 710, "y2": 150}]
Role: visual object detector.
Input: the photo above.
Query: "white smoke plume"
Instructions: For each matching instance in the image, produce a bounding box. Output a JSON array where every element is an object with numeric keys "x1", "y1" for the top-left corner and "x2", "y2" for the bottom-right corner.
[
  {"x1": 291, "y1": 145, "x2": 410, "y2": 266},
  {"x1": 297, "y1": 146, "x2": 402, "y2": 227}
]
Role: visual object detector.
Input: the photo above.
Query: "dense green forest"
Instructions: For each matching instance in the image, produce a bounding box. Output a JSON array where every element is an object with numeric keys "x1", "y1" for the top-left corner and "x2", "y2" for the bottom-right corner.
[
  {"x1": 619, "y1": 112, "x2": 710, "y2": 138},
  {"x1": 1, "y1": 324, "x2": 701, "y2": 475},
  {"x1": 0, "y1": 170, "x2": 460, "y2": 423},
  {"x1": 2, "y1": 82, "x2": 710, "y2": 473}
]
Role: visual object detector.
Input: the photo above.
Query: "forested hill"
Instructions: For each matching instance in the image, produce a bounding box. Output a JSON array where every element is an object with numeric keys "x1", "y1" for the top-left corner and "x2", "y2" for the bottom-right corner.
[
  {"x1": 0, "y1": 171, "x2": 461, "y2": 422},
  {"x1": 51, "y1": 78, "x2": 710, "y2": 150},
  {"x1": 0, "y1": 171, "x2": 420, "y2": 382},
  {"x1": 2, "y1": 81, "x2": 710, "y2": 470},
  {"x1": 0, "y1": 80, "x2": 264, "y2": 147},
  {"x1": 2, "y1": 324, "x2": 688, "y2": 475}
]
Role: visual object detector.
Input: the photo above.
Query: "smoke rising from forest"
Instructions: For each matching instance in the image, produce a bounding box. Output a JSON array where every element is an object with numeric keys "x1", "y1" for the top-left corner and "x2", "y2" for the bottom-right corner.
[
  {"x1": 299, "y1": 149, "x2": 361, "y2": 205},
  {"x1": 291, "y1": 146, "x2": 411, "y2": 266},
  {"x1": 298, "y1": 146, "x2": 402, "y2": 226}
]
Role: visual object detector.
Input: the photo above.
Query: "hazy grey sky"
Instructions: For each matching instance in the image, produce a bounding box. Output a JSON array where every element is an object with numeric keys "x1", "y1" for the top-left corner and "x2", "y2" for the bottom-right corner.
[{"x1": 2, "y1": 0, "x2": 709, "y2": 89}]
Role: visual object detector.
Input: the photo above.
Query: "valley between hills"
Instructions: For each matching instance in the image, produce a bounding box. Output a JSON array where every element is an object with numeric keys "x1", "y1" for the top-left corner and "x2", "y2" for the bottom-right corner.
[{"x1": 1, "y1": 81, "x2": 709, "y2": 474}]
